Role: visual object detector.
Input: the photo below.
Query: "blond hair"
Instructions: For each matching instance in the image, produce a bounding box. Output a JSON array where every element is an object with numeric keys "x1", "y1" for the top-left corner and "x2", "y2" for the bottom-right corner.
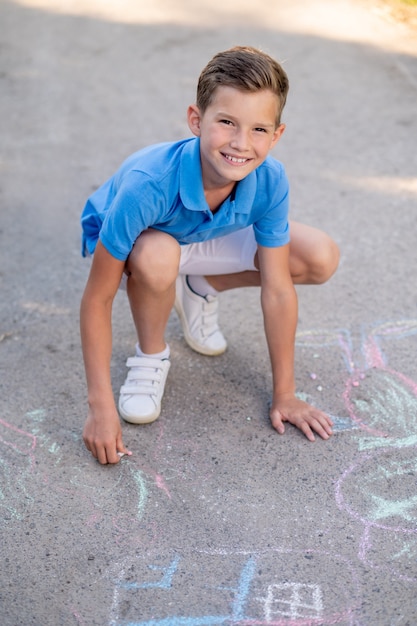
[{"x1": 197, "y1": 46, "x2": 289, "y2": 127}]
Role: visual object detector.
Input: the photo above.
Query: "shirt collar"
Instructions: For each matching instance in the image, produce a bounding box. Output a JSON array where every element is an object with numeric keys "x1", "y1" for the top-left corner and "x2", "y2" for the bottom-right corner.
[{"x1": 179, "y1": 137, "x2": 256, "y2": 214}]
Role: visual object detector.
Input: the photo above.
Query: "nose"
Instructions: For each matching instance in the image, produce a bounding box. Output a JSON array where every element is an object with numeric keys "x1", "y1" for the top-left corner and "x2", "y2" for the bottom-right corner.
[{"x1": 230, "y1": 129, "x2": 250, "y2": 152}]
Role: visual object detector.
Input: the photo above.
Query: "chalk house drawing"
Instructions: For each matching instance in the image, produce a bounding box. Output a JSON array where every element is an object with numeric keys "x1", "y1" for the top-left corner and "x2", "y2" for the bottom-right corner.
[{"x1": 108, "y1": 548, "x2": 361, "y2": 625}]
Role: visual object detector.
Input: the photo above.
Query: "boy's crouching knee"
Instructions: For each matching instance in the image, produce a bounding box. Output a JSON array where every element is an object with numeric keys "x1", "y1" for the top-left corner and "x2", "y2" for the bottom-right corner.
[
  {"x1": 313, "y1": 237, "x2": 340, "y2": 284},
  {"x1": 126, "y1": 230, "x2": 181, "y2": 289}
]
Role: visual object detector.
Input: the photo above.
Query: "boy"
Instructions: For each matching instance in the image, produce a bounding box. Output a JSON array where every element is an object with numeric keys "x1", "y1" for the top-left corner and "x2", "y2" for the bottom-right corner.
[{"x1": 80, "y1": 46, "x2": 339, "y2": 465}]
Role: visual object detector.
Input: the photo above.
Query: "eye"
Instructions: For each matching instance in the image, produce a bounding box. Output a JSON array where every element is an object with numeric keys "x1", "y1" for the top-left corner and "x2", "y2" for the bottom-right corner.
[
  {"x1": 220, "y1": 119, "x2": 233, "y2": 126},
  {"x1": 254, "y1": 127, "x2": 267, "y2": 133}
]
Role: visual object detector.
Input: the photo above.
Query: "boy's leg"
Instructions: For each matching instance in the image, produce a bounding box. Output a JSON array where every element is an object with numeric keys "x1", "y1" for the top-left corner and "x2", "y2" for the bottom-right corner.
[
  {"x1": 175, "y1": 222, "x2": 339, "y2": 354},
  {"x1": 125, "y1": 229, "x2": 181, "y2": 353},
  {"x1": 119, "y1": 230, "x2": 181, "y2": 424},
  {"x1": 207, "y1": 221, "x2": 340, "y2": 290},
  {"x1": 174, "y1": 275, "x2": 227, "y2": 355},
  {"x1": 175, "y1": 227, "x2": 259, "y2": 355}
]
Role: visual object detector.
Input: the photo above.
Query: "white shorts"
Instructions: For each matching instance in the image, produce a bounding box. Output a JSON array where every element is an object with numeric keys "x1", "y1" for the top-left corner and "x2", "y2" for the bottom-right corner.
[
  {"x1": 118, "y1": 227, "x2": 258, "y2": 290},
  {"x1": 179, "y1": 226, "x2": 258, "y2": 275}
]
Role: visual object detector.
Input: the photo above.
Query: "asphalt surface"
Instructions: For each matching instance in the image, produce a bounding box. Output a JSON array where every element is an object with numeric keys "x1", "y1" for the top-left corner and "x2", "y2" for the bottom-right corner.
[{"x1": 1, "y1": 1, "x2": 417, "y2": 624}]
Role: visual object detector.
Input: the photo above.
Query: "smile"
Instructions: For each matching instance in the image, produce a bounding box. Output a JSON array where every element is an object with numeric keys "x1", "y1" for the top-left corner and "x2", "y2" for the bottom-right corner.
[{"x1": 222, "y1": 153, "x2": 250, "y2": 164}]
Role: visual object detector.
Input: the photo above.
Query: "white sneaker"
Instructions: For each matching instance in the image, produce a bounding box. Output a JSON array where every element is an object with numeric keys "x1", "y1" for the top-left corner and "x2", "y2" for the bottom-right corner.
[
  {"x1": 119, "y1": 356, "x2": 171, "y2": 424},
  {"x1": 174, "y1": 275, "x2": 227, "y2": 356}
]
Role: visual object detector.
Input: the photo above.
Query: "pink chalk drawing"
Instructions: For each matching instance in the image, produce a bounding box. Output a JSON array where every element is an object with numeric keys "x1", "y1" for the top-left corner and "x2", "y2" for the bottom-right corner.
[
  {"x1": 0, "y1": 408, "x2": 212, "y2": 551},
  {"x1": 336, "y1": 446, "x2": 417, "y2": 582},
  {"x1": 296, "y1": 320, "x2": 417, "y2": 582},
  {"x1": 345, "y1": 321, "x2": 417, "y2": 444},
  {"x1": 0, "y1": 409, "x2": 158, "y2": 548},
  {"x1": 296, "y1": 320, "x2": 417, "y2": 444},
  {"x1": 4, "y1": 319, "x2": 417, "y2": 624}
]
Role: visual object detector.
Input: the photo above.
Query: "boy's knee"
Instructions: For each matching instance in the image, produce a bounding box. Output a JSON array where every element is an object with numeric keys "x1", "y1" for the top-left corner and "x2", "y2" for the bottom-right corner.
[
  {"x1": 312, "y1": 236, "x2": 340, "y2": 284},
  {"x1": 126, "y1": 230, "x2": 180, "y2": 287}
]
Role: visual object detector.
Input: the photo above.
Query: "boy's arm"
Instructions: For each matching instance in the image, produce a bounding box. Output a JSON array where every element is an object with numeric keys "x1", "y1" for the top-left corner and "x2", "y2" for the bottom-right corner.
[
  {"x1": 80, "y1": 241, "x2": 132, "y2": 464},
  {"x1": 257, "y1": 244, "x2": 333, "y2": 441}
]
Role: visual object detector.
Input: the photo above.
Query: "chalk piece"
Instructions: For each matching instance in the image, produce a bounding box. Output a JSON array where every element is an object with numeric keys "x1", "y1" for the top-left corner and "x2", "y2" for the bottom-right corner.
[
  {"x1": 310, "y1": 373, "x2": 317, "y2": 380},
  {"x1": 117, "y1": 452, "x2": 126, "y2": 458},
  {"x1": 317, "y1": 385, "x2": 323, "y2": 391},
  {"x1": 352, "y1": 381, "x2": 360, "y2": 387}
]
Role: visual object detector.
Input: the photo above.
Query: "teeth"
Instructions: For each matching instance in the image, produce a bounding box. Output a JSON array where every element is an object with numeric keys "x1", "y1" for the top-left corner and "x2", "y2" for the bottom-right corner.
[{"x1": 225, "y1": 154, "x2": 247, "y2": 164}]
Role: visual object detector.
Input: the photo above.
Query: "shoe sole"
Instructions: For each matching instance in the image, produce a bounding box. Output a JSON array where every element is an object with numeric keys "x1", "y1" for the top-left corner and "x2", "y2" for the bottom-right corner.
[
  {"x1": 119, "y1": 406, "x2": 161, "y2": 425},
  {"x1": 174, "y1": 296, "x2": 227, "y2": 356}
]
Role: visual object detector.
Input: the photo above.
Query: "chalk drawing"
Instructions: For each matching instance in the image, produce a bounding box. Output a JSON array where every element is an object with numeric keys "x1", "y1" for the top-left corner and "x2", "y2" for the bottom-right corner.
[
  {"x1": 299, "y1": 321, "x2": 417, "y2": 582},
  {"x1": 0, "y1": 409, "x2": 157, "y2": 551},
  {"x1": 0, "y1": 405, "x2": 217, "y2": 563},
  {"x1": 336, "y1": 445, "x2": 417, "y2": 582},
  {"x1": 296, "y1": 319, "x2": 417, "y2": 444},
  {"x1": 118, "y1": 555, "x2": 181, "y2": 591},
  {"x1": 0, "y1": 417, "x2": 37, "y2": 519},
  {"x1": 260, "y1": 582, "x2": 323, "y2": 621},
  {"x1": 108, "y1": 548, "x2": 361, "y2": 625},
  {"x1": 3, "y1": 319, "x2": 417, "y2": 624}
]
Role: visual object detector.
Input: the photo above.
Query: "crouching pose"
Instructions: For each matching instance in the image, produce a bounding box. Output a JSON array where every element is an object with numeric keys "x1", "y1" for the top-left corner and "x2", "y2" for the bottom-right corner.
[{"x1": 80, "y1": 46, "x2": 339, "y2": 464}]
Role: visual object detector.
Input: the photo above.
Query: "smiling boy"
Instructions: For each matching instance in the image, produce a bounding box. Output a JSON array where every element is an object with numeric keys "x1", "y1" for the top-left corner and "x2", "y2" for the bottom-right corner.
[{"x1": 80, "y1": 46, "x2": 339, "y2": 464}]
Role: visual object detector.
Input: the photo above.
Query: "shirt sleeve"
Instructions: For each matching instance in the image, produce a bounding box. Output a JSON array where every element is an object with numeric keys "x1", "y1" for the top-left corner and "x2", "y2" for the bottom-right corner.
[{"x1": 99, "y1": 171, "x2": 167, "y2": 261}]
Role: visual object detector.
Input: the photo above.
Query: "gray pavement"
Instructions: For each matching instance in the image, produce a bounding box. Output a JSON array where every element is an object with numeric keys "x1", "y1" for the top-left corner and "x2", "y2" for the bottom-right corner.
[{"x1": 1, "y1": 0, "x2": 417, "y2": 624}]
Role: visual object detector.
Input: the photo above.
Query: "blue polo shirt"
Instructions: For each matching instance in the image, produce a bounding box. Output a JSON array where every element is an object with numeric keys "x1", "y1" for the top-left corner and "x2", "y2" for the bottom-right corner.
[{"x1": 81, "y1": 137, "x2": 290, "y2": 261}]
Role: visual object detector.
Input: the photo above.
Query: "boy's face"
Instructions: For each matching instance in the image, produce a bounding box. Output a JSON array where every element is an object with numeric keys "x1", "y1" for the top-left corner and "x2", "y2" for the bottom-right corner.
[{"x1": 187, "y1": 85, "x2": 285, "y2": 190}]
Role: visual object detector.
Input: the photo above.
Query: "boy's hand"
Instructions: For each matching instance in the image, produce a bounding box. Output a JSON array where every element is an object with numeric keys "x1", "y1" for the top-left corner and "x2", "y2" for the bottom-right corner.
[
  {"x1": 270, "y1": 395, "x2": 333, "y2": 442},
  {"x1": 83, "y1": 407, "x2": 132, "y2": 464}
]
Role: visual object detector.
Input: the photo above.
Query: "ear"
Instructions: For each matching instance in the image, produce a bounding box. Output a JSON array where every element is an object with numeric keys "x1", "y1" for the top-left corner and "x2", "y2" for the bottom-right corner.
[
  {"x1": 270, "y1": 123, "x2": 286, "y2": 149},
  {"x1": 187, "y1": 104, "x2": 202, "y2": 137}
]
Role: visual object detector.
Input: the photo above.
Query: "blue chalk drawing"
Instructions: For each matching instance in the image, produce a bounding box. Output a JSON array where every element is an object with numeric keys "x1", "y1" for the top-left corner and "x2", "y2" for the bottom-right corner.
[
  {"x1": 110, "y1": 550, "x2": 360, "y2": 625},
  {"x1": 116, "y1": 556, "x2": 257, "y2": 626},
  {"x1": 119, "y1": 555, "x2": 181, "y2": 590}
]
